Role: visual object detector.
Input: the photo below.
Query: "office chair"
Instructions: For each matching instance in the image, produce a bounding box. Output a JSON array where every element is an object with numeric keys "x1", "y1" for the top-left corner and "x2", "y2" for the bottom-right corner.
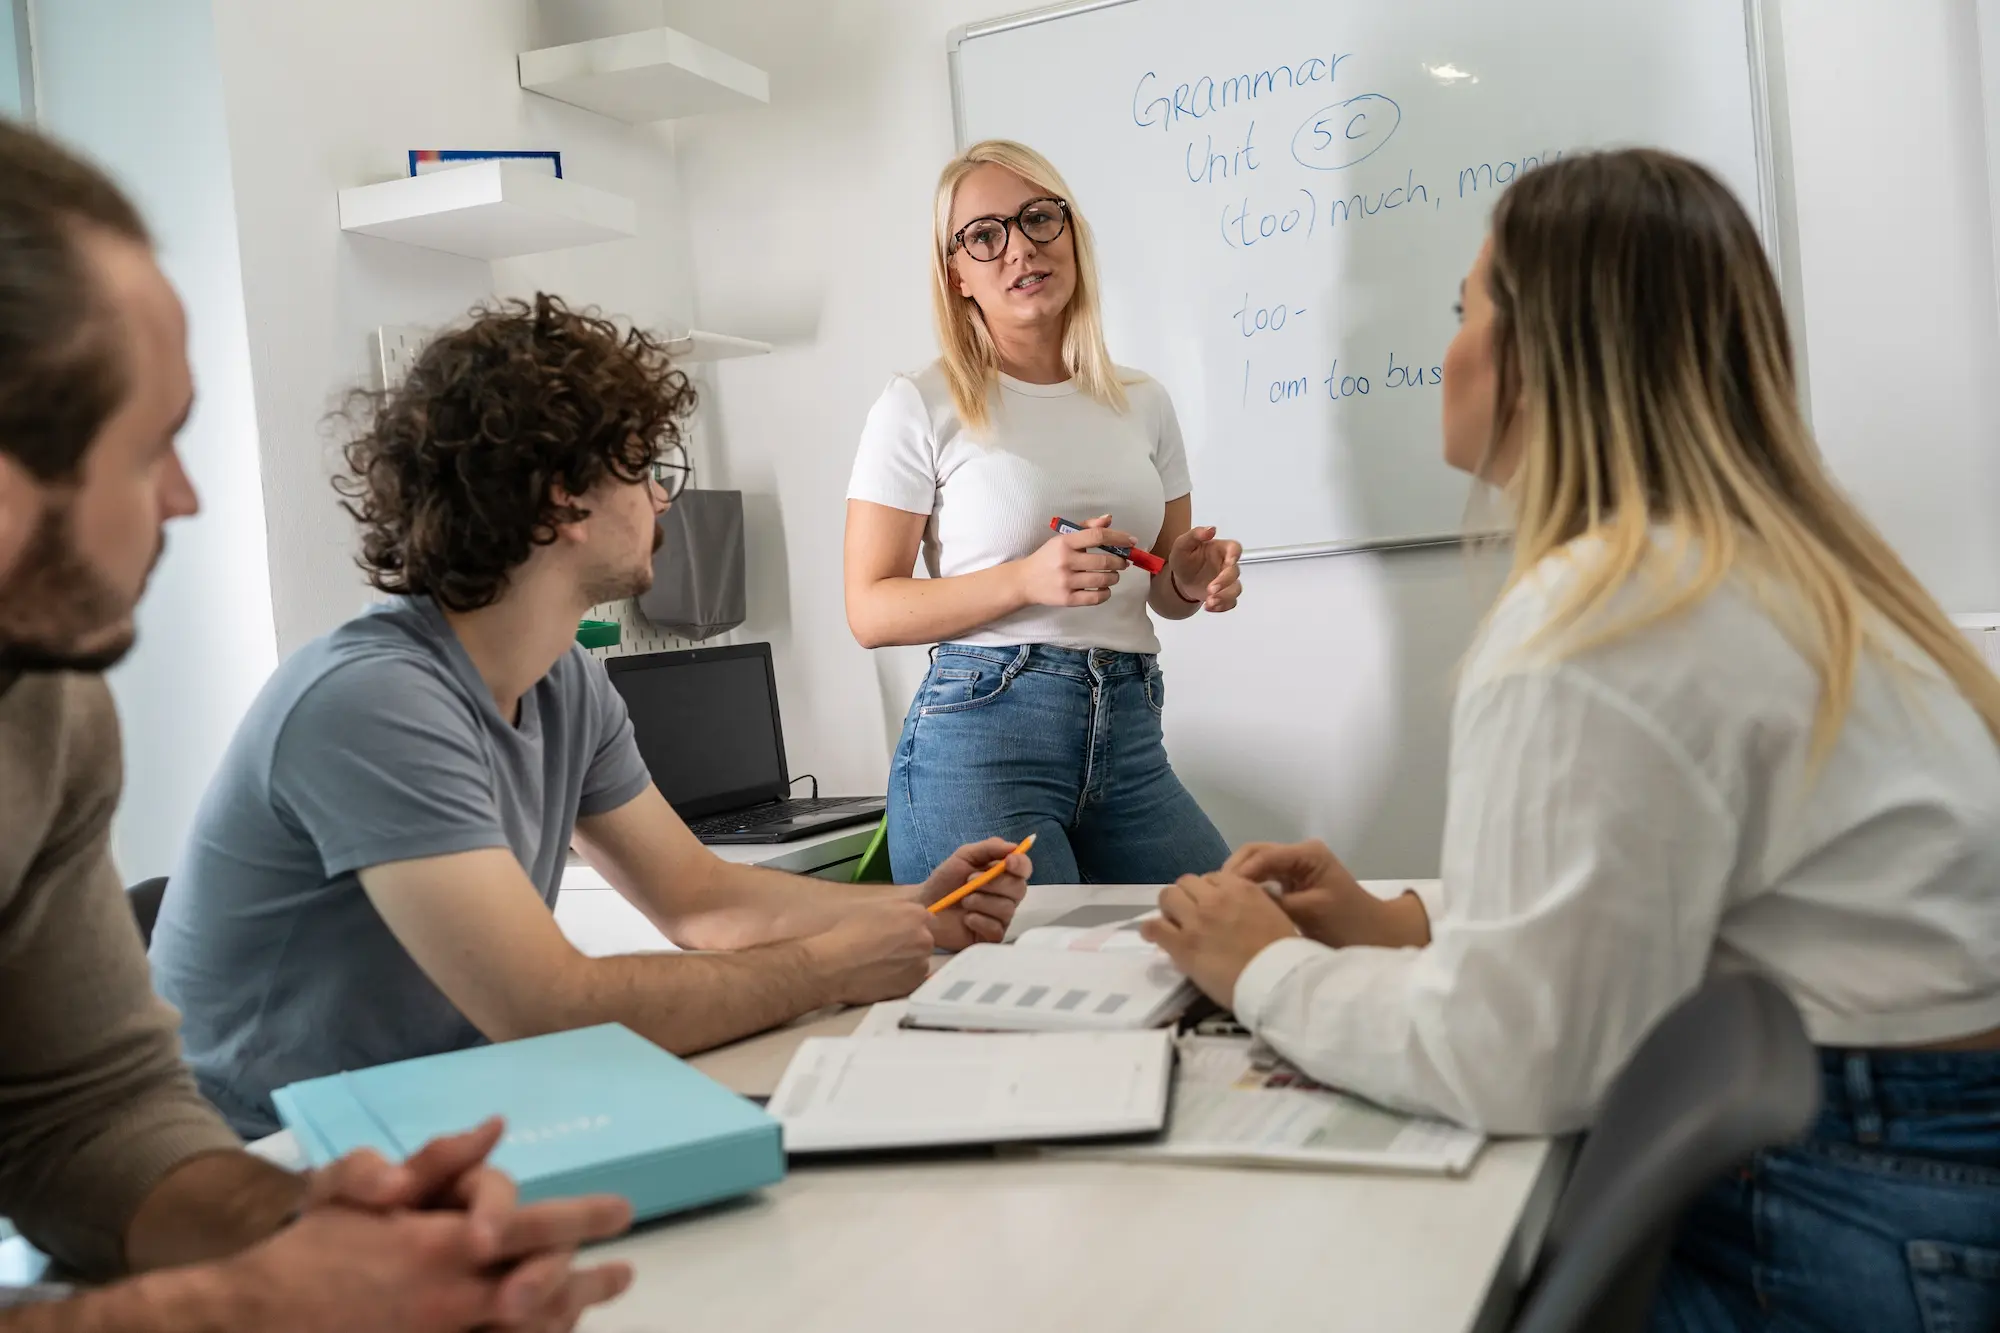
[
  {"x1": 1508, "y1": 973, "x2": 1821, "y2": 1333},
  {"x1": 850, "y1": 819, "x2": 893, "y2": 884},
  {"x1": 126, "y1": 876, "x2": 169, "y2": 949}
]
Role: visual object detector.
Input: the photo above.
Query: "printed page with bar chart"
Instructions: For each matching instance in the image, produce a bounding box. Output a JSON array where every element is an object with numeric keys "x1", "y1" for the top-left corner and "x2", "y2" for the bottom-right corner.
[{"x1": 903, "y1": 944, "x2": 1195, "y2": 1032}]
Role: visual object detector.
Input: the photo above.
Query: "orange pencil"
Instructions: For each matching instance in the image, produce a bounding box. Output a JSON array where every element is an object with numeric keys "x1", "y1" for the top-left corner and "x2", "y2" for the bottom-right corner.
[{"x1": 927, "y1": 833, "x2": 1037, "y2": 914}]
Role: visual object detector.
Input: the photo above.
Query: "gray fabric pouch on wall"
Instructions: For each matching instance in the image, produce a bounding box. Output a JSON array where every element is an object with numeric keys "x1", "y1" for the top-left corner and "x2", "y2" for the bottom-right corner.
[{"x1": 638, "y1": 488, "x2": 745, "y2": 641}]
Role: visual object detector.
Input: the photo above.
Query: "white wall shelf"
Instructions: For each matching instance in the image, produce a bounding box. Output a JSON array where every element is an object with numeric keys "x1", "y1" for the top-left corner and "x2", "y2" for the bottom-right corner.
[
  {"x1": 337, "y1": 161, "x2": 638, "y2": 260},
  {"x1": 667, "y1": 330, "x2": 772, "y2": 363},
  {"x1": 518, "y1": 26, "x2": 769, "y2": 124}
]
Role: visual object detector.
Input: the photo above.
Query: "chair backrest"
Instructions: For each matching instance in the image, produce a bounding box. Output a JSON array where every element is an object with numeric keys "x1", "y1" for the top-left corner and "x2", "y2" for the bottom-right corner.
[
  {"x1": 126, "y1": 876, "x2": 169, "y2": 949},
  {"x1": 850, "y1": 819, "x2": 893, "y2": 884},
  {"x1": 1509, "y1": 973, "x2": 1821, "y2": 1333}
]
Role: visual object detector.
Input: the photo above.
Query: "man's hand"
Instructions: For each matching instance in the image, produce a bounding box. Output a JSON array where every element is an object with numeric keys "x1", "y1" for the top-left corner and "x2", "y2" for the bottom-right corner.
[
  {"x1": 214, "y1": 1193, "x2": 632, "y2": 1333},
  {"x1": 909, "y1": 838, "x2": 1033, "y2": 951},
  {"x1": 306, "y1": 1120, "x2": 584, "y2": 1260},
  {"x1": 1163, "y1": 526, "x2": 1242, "y2": 613},
  {"x1": 302, "y1": 1119, "x2": 633, "y2": 1330},
  {"x1": 1139, "y1": 873, "x2": 1299, "y2": 1009},
  {"x1": 1225, "y1": 841, "x2": 1431, "y2": 950},
  {"x1": 801, "y1": 899, "x2": 937, "y2": 1006}
]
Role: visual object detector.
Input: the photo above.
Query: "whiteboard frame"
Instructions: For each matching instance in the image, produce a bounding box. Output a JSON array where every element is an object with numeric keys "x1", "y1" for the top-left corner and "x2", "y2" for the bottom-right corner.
[
  {"x1": 1977, "y1": 0, "x2": 2000, "y2": 326},
  {"x1": 948, "y1": 0, "x2": 1784, "y2": 562}
]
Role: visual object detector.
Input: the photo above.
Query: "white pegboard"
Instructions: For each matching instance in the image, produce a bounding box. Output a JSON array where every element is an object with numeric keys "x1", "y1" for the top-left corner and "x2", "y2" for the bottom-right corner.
[
  {"x1": 371, "y1": 324, "x2": 430, "y2": 391},
  {"x1": 582, "y1": 400, "x2": 734, "y2": 663},
  {"x1": 1954, "y1": 613, "x2": 2000, "y2": 674},
  {"x1": 584, "y1": 596, "x2": 697, "y2": 660}
]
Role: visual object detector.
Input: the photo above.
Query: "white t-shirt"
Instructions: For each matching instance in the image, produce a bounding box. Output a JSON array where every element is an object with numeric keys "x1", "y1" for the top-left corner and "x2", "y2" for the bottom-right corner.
[
  {"x1": 1231, "y1": 538, "x2": 2000, "y2": 1135},
  {"x1": 847, "y1": 363, "x2": 1192, "y2": 654}
]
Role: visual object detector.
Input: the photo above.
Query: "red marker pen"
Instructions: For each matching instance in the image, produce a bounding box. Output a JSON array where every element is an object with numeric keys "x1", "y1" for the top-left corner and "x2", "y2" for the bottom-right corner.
[{"x1": 1049, "y1": 516, "x2": 1165, "y2": 574}]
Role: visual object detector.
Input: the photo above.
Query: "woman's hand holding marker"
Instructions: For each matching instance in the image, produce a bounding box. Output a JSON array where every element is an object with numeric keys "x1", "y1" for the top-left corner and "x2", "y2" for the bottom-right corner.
[
  {"x1": 1049, "y1": 515, "x2": 1165, "y2": 573},
  {"x1": 1015, "y1": 514, "x2": 1141, "y2": 608}
]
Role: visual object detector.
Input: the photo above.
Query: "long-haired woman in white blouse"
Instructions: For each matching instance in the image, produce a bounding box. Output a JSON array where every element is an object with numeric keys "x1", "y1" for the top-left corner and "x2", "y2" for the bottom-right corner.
[
  {"x1": 844, "y1": 140, "x2": 1243, "y2": 884},
  {"x1": 1143, "y1": 149, "x2": 2000, "y2": 1333}
]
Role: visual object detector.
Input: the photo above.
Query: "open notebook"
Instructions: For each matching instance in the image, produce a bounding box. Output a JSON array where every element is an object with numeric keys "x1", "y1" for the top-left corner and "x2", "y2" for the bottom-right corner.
[{"x1": 769, "y1": 1029, "x2": 1174, "y2": 1154}]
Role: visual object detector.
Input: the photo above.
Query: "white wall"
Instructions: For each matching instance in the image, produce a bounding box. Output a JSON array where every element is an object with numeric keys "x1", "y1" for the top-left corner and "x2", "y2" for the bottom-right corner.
[
  {"x1": 1779, "y1": 0, "x2": 2000, "y2": 616},
  {"x1": 648, "y1": 0, "x2": 2000, "y2": 877},
  {"x1": 32, "y1": 0, "x2": 279, "y2": 880},
  {"x1": 205, "y1": 0, "x2": 699, "y2": 654}
]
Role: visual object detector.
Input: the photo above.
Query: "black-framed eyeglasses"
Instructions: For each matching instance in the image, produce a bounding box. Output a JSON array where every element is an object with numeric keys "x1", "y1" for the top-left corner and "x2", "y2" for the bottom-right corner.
[
  {"x1": 949, "y1": 196, "x2": 1069, "y2": 262},
  {"x1": 649, "y1": 441, "x2": 692, "y2": 502}
]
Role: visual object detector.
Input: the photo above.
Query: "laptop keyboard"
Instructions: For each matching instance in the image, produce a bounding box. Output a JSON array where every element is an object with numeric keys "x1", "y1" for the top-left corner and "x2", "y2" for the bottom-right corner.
[{"x1": 685, "y1": 798, "x2": 868, "y2": 837}]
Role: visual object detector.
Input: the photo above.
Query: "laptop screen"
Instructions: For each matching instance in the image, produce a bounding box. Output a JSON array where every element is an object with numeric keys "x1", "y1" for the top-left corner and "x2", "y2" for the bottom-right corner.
[{"x1": 603, "y1": 646, "x2": 787, "y2": 820}]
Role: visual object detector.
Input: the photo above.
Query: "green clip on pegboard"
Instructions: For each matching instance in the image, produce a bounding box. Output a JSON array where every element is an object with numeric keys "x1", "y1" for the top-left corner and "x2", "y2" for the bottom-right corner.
[{"x1": 576, "y1": 619, "x2": 621, "y2": 650}]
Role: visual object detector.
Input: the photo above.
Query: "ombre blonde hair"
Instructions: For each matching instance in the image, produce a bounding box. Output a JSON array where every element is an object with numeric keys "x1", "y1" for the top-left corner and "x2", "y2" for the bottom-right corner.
[
  {"x1": 930, "y1": 140, "x2": 1130, "y2": 432},
  {"x1": 1481, "y1": 147, "x2": 2000, "y2": 757}
]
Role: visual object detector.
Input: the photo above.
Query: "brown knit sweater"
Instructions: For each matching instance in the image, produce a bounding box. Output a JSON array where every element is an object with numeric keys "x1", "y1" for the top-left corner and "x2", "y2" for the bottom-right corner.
[{"x1": 0, "y1": 669, "x2": 240, "y2": 1278}]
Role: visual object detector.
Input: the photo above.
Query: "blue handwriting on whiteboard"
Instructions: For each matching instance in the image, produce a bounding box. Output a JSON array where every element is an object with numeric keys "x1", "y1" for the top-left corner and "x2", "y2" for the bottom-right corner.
[
  {"x1": 1214, "y1": 149, "x2": 1563, "y2": 252},
  {"x1": 1241, "y1": 354, "x2": 1444, "y2": 412},
  {"x1": 1132, "y1": 54, "x2": 1354, "y2": 132},
  {"x1": 1233, "y1": 293, "x2": 1304, "y2": 338},
  {"x1": 1323, "y1": 169, "x2": 1428, "y2": 224},
  {"x1": 1186, "y1": 120, "x2": 1261, "y2": 184},
  {"x1": 1458, "y1": 151, "x2": 1565, "y2": 196},
  {"x1": 1384, "y1": 353, "x2": 1443, "y2": 388},
  {"x1": 1220, "y1": 170, "x2": 1429, "y2": 250},
  {"x1": 1324, "y1": 361, "x2": 1371, "y2": 400},
  {"x1": 1290, "y1": 95, "x2": 1402, "y2": 171},
  {"x1": 1220, "y1": 189, "x2": 1315, "y2": 248}
]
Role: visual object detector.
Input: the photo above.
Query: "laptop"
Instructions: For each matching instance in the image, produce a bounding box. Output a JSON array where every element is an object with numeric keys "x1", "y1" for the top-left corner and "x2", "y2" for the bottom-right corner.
[{"x1": 602, "y1": 643, "x2": 886, "y2": 845}]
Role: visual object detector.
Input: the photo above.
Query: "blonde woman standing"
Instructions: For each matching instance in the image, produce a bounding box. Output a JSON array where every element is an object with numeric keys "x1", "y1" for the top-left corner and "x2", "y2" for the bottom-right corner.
[
  {"x1": 1142, "y1": 149, "x2": 2000, "y2": 1332},
  {"x1": 845, "y1": 141, "x2": 1242, "y2": 885}
]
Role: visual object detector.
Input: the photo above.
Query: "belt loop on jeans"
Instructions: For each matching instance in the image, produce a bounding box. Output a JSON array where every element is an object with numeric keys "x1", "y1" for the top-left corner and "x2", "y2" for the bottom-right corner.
[
  {"x1": 1002, "y1": 644, "x2": 1032, "y2": 684},
  {"x1": 1843, "y1": 1051, "x2": 1883, "y2": 1145}
]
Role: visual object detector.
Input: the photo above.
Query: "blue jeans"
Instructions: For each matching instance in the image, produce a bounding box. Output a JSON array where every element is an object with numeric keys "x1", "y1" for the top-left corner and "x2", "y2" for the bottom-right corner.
[
  {"x1": 1651, "y1": 1048, "x2": 2000, "y2": 1333},
  {"x1": 886, "y1": 644, "x2": 1229, "y2": 885}
]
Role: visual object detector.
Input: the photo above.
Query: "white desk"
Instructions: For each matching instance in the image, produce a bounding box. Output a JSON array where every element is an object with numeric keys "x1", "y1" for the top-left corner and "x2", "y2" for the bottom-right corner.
[
  {"x1": 565, "y1": 885, "x2": 1565, "y2": 1333},
  {"x1": 705, "y1": 824, "x2": 877, "y2": 877},
  {"x1": 564, "y1": 822, "x2": 874, "y2": 892}
]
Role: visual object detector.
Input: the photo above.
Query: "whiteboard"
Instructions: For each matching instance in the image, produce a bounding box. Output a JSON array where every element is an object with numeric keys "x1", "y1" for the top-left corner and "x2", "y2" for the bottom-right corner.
[{"x1": 950, "y1": 0, "x2": 1774, "y2": 558}]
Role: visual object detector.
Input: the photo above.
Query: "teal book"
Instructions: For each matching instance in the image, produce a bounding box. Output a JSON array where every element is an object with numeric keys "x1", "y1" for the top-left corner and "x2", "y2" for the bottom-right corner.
[{"x1": 272, "y1": 1024, "x2": 784, "y2": 1222}]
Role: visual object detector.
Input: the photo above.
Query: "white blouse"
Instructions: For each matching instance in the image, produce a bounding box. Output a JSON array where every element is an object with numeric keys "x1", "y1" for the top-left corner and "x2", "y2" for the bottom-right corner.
[{"x1": 1232, "y1": 542, "x2": 2000, "y2": 1135}]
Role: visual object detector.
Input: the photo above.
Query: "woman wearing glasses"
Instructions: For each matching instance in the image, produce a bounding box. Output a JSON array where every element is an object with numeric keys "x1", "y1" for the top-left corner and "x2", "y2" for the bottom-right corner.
[{"x1": 845, "y1": 140, "x2": 1241, "y2": 885}]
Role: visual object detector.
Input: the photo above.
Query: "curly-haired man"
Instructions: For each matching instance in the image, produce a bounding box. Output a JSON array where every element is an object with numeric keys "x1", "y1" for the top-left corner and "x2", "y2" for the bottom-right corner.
[{"x1": 150, "y1": 295, "x2": 1031, "y2": 1138}]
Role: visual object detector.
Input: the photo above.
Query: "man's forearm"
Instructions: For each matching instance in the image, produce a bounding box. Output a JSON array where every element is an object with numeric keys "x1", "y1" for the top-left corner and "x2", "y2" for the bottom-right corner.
[
  {"x1": 123, "y1": 1152, "x2": 303, "y2": 1274},
  {"x1": 548, "y1": 937, "x2": 838, "y2": 1055},
  {"x1": 0, "y1": 1261, "x2": 247, "y2": 1333},
  {"x1": 667, "y1": 860, "x2": 897, "y2": 952}
]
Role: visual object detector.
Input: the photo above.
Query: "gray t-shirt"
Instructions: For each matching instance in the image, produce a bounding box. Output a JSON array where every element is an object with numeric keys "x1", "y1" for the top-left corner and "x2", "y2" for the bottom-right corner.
[{"x1": 150, "y1": 597, "x2": 652, "y2": 1138}]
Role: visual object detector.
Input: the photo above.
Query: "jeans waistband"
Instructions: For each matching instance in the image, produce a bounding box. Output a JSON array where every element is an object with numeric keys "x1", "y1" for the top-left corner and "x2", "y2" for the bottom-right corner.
[
  {"x1": 933, "y1": 642, "x2": 1156, "y2": 679},
  {"x1": 1814, "y1": 1047, "x2": 2000, "y2": 1139}
]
